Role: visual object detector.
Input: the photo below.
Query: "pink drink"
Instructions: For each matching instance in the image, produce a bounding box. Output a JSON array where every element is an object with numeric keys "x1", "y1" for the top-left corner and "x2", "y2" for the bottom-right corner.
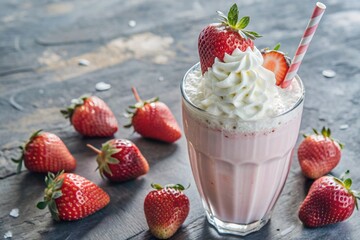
[{"x1": 181, "y1": 63, "x2": 304, "y2": 235}]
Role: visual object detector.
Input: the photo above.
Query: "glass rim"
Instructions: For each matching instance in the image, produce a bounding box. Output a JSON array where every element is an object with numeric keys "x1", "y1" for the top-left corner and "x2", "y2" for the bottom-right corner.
[{"x1": 180, "y1": 62, "x2": 305, "y2": 122}]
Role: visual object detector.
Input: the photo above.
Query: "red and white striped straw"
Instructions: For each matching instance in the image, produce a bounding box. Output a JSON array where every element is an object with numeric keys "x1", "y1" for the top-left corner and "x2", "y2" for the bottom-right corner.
[{"x1": 281, "y1": 2, "x2": 326, "y2": 88}]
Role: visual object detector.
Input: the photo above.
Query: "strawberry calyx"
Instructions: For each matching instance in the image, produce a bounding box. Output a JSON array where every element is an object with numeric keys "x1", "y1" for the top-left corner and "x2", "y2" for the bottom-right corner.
[
  {"x1": 151, "y1": 183, "x2": 189, "y2": 191},
  {"x1": 333, "y1": 170, "x2": 360, "y2": 210},
  {"x1": 216, "y1": 3, "x2": 261, "y2": 40},
  {"x1": 12, "y1": 129, "x2": 43, "y2": 173},
  {"x1": 87, "y1": 142, "x2": 121, "y2": 179},
  {"x1": 124, "y1": 87, "x2": 159, "y2": 128},
  {"x1": 303, "y1": 127, "x2": 344, "y2": 149},
  {"x1": 60, "y1": 95, "x2": 90, "y2": 122},
  {"x1": 36, "y1": 171, "x2": 65, "y2": 221}
]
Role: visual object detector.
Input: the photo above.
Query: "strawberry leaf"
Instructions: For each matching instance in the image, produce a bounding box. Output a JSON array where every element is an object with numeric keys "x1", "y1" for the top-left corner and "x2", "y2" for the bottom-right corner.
[
  {"x1": 227, "y1": 4, "x2": 238, "y2": 26},
  {"x1": 273, "y1": 43, "x2": 281, "y2": 51},
  {"x1": 49, "y1": 200, "x2": 60, "y2": 221},
  {"x1": 165, "y1": 183, "x2": 189, "y2": 191},
  {"x1": 344, "y1": 178, "x2": 352, "y2": 189},
  {"x1": 103, "y1": 164, "x2": 112, "y2": 176},
  {"x1": 151, "y1": 183, "x2": 163, "y2": 190},
  {"x1": 36, "y1": 201, "x2": 47, "y2": 209},
  {"x1": 313, "y1": 128, "x2": 319, "y2": 135},
  {"x1": 107, "y1": 157, "x2": 120, "y2": 164},
  {"x1": 54, "y1": 178, "x2": 64, "y2": 190},
  {"x1": 236, "y1": 16, "x2": 249, "y2": 29},
  {"x1": 244, "y1": 31, "x2": 262, "y2": 38},
  {"x1": 52, "y1": 191, "x2": 63, "y2": 199}
]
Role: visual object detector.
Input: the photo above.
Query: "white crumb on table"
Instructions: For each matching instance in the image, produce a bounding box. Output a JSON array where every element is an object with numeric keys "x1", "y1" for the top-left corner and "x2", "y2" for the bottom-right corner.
[
  {"x1": 78, "y1": 59, "x2": 90, "y2": 66},
  {"x1": 95, "y1": 82, "x2": 111, "y2": 91},
  {"x1": 322, "y1": 69, "x2": 336, "y2": 78},
  {"x1": 9, "y1": 208, "x2": 19, "y2": 218},
  {"x1": 3, "y1": 231, "x2": 12, "y2": 239},
  {"x1": 128, "y1": 20, "x2": 136, "y2": 27},
  {"x1": 340, "y1": 124, "x2": 349, "y2": 130}
]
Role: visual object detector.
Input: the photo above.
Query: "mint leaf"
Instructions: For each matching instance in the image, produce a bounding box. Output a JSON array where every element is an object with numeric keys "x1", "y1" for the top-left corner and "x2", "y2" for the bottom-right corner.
[
  {"x1": 227, "y1": 4, "x2": 238, "y2": 26},
  {"x1": 236, "y1": 16, "x2": 250, "y2": 29}
]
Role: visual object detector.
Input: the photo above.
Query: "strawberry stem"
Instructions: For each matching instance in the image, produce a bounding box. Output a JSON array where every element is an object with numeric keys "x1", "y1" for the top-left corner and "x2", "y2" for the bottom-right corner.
[
  {"x1": 86, "y1": 144, "x2": 102, "y2": 155},
  {"x1": 131, "y1": 87, "x2": 142, "y2": 103}
]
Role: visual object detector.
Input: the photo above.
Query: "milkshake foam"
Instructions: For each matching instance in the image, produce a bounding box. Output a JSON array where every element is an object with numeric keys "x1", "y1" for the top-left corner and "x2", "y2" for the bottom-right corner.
[{"x1": 183, "y1": 47, "x2": 303, "y2": 132}]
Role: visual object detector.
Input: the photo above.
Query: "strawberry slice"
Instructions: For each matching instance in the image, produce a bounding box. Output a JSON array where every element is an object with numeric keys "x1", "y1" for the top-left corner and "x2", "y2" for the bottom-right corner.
[{"x1": 261, "y1": 50, "x2": 290, "y2": 86}]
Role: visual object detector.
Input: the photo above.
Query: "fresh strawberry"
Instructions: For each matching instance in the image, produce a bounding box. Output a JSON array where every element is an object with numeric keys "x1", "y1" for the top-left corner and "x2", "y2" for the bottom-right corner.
[
  {"x1": 37, "y1": 171, "x2": 110, "y2": 221},
  {"x1": 299, "y1": 171, "x2": 360, "y2": 227},
  {"x1": 87, "y1": 139, "x2": 149, "y2": 182},
  {"x1": 261, "y1": 44, "x2": 290, "y2": 86},
  {"x1": 61, "y1": 95, "x2": 118, "y2": 137},
  {"x1": 124, "y1": 87, "x2": 181, "y2": 143},
  {"x1": 144, "y1": 184, "x2": 190, "y2": 239},
  {"x1": 198, "y1": 4, "x2": 261, "y2": 74},
  {"x1": 12, "y1": 130, "x2": 76, "y2": 173},
  {"x1": 298, "y1": 127, "x2": 343, "y2": 179}
]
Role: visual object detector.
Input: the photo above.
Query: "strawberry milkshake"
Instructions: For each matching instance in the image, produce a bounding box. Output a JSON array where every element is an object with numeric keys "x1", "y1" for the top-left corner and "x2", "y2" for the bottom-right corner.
[{"x1": 181, "y1": 4, "x2": 304, "y2": 236}]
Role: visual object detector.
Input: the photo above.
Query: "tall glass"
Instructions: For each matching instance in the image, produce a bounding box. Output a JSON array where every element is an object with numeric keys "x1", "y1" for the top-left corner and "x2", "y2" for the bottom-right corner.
[{"x1": 181, "y1": 63, "x2": 304, "y2": 236}]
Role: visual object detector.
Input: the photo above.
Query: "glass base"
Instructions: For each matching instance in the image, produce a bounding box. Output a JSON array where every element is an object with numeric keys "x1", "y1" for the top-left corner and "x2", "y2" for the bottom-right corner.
[{"x1": 206, "y1": 211, "x2": 271, "y2": 236}]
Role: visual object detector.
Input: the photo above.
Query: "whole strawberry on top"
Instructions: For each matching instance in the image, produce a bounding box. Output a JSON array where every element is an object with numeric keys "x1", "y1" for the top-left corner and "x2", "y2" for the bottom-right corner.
[
  {"x1": 37, "y1": 171, "x2": 110, "y2": 221},
  {"x1": 61, "y1": 95, "x2": 118, "y2": 137},
  {"x1": 144, "y1": 184, "x2": 190, "y2": 239},
  {"x1": 261, "y1": 43, "x2": 291, "y2": 86},
  {"x1": 87, "y1": 139, "x2": 149, "y2": 182},
  {"x1": 299, "y1": 170, "x2": 360, "y2": 227},
  {"x1": 12, "y1": 130, "x2": 76, "y2": 173},
  {"x1": 298, "y1": 127, "x2": 343, "y2": 179},
  {"x1": 198, "y1": 3, "x2": 261, "y2": 74},
  {"x1": 125, "y1": 87, "x2": 181, "y2": 143}
]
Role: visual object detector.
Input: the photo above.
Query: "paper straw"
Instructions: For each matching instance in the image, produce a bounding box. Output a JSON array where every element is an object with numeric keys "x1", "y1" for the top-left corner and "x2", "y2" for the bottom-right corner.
[{"x1": 281, "y1": 2, "x2": 326, "y2": 88}]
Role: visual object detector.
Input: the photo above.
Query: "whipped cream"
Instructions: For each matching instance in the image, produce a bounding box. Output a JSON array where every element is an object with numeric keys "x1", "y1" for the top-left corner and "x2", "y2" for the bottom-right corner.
[{"x1": 185, "y1": 46, "x2": 303, "y2": 123}]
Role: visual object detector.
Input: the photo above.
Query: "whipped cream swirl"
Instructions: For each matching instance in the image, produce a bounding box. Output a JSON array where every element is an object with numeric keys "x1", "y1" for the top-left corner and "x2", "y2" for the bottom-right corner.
[{"x1": 199, "y1": 47, "x2": 278, "y2": 120}]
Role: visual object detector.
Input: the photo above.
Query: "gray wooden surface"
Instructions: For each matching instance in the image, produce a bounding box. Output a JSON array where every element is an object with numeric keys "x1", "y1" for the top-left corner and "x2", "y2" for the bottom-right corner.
[{"x1": 1, "y1": 0, "x2": 360, "y2": 239}]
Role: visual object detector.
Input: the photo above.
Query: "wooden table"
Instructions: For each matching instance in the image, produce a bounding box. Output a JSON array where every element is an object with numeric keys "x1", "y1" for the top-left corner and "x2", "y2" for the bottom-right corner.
[{"x1": 1, "y1": 0, "x2": 360, "y2": 239}]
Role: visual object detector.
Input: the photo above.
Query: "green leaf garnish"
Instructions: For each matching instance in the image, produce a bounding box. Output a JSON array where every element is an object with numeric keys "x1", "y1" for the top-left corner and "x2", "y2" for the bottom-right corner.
[
  {"x1": 151, "y1": 183, "x2": 163, "y2": 190},
  {"x1": 227, "y1": 4, "x2": 238, "y2": 26},
  {"x1": 236, "y1": 16, "x2": 249, "y2": 29},
  {"x1": 273, "y1": 43, "x2": 281, "y2": 51},
  {"x1": 216, "y1": 4, "x2": 261, "y2": 40},
  {"x1": 36, "y1": 201, "x2": 47, "y2": 209}
]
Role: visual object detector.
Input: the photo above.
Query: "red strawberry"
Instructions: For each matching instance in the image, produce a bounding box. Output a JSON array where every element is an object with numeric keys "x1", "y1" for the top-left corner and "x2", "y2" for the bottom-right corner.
[
  {"x1": 198, "y1": 4, "x2": 260, "y2": 74},
  {"x1": 12, "y1": 130, "x2": 76, "y2": 173},
  {"x1": 61, "y1": 95, "x2": 118, "y2": 137},
  {"x1": 37, "y1": 171, "x2": 110, "y2": 221},
  {"x1": 298, "y1": 127, "x2": 343, "y2": 179},
  {"x1": 299, "y1": 171, "x2": 360, "y2": 227},
  {"x1": 261, "y1": 46, "x2": 290, "y2": 86},
  {"x1": 87, "y1": 139, "x2": 149, "y2": 182},
  {"x1": 125, "y1": 87, "x2": 181, "y2": 143},
  {"x1": 144, "y1": 184, "x2": 190, "y2": 239}
]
